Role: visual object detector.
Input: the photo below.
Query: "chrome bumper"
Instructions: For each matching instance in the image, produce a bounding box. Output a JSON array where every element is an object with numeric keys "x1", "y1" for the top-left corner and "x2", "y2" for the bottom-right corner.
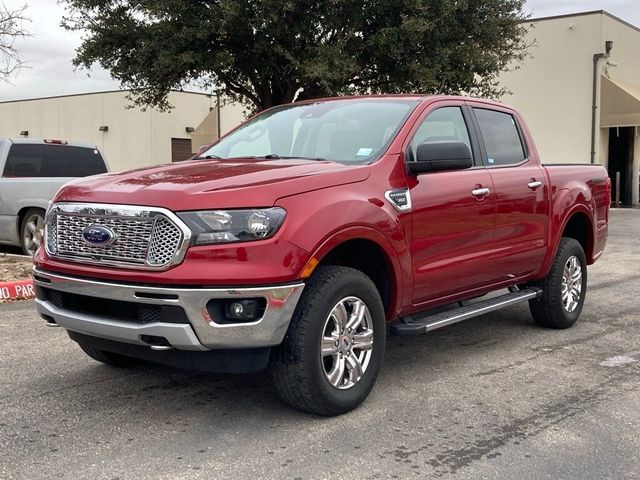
[{"x1": 33, "y1": 268, "x2": 305, "y2": 351}]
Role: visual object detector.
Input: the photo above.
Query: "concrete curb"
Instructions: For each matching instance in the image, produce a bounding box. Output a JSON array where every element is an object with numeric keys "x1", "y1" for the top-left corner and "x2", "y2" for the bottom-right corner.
[
  {"x1": 0, "y1": 252, "x2": 30, "y2": 259},
  {"x1": 0, "y1": 280, "x2": 35, "y2": 303}
]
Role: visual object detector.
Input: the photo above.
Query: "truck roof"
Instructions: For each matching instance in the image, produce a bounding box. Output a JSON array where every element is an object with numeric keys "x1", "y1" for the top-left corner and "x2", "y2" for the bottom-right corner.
[{"x1": 290, "y1": 93, "x2": 508, "y2": 108}]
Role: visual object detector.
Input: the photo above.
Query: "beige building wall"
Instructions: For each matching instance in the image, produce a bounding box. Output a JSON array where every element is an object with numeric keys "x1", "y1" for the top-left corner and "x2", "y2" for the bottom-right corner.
[
  {"x1": 499, "y1": 11, "x2": 640, "y2": 206},
  {"x1": 500, "y1": 12, "x2": 640, "y2": 163},
  {"x1": 219, "y1": 102, "x2": 247, "y2": 136},
  {"x1": 499, "y1": 13, "x2": 604, "y2": 164},
  {"x1": 0, "y1": 91, "x2": 247, "y2": 173},
  {"x1": 602, "y1": 15, "x2": 640, "y2": 92}
]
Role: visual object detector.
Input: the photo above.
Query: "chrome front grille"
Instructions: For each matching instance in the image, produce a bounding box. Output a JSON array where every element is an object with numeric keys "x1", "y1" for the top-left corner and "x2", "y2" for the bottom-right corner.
[
  {"x1": 45, "y1": 203, "x2": 191, "y2": 270},
  {"x1": 148, "y1": 216, "x2": 183, "y2": 266},
  {"x1": 56, "y1": 215, "x2": 154, "y2": 263}
]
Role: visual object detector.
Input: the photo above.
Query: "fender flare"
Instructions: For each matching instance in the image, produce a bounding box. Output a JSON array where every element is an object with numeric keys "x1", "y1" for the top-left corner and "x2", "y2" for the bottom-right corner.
[
  {"x1": 540, "y1": 201, "x2": 595, "y2": 278},
  {"x1": 303, "y1": 225, "x2": 408, "y2": 320}
]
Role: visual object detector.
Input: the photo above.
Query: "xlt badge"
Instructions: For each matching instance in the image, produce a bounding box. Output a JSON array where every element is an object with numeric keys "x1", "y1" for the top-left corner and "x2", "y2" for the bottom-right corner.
[{"x1": 384, "y1": 188, "x2": 412, "y2": 212}]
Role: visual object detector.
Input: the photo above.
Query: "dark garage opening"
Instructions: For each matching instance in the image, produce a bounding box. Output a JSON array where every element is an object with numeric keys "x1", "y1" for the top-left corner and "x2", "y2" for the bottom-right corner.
[{"x1": 607, "y1": 127, "x2": 634, "y2": 206}]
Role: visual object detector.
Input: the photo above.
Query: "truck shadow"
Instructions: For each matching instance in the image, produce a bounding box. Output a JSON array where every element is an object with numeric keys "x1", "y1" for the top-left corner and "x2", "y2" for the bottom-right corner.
[
  {"x1": 27, "y1": 304, "x2": 541, "y2": 422},
  {"x1": 11, "y1": 298, "x2": 617, "y2": 473},
  {"x1": 22, "y1": 306, "x2": 600, "y2": 435}
]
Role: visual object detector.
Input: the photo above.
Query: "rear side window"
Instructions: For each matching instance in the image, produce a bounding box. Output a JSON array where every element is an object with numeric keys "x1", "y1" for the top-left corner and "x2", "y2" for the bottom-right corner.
[
  {"x1": 474, "y1": 109, "x2": 526, "y2": 166},
  {"x1": 3, "y1": 144, "x2": 107, "y2": 178}
]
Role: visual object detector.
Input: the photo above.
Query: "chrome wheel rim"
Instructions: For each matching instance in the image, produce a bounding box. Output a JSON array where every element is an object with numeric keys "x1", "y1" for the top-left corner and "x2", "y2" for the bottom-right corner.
[
  {"x1": 23, "y1": 213, "x2": 44, "y2": 256},
  {"x1": 561, "y1": 255, "x2": 582, "y2": 313},
  {"x1": 321, "y1": 296, "x2": 374, "y2": 390}
]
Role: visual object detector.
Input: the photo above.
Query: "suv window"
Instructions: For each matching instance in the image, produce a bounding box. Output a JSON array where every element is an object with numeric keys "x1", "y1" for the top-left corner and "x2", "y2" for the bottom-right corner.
[
  {"x1": 474, "y1": 109, "x2": 526, "y2": 166},
  {"x1": 408, "y1": 107, "x2": 471, "y2": 162},
  {"x1": 3, "y1": 144, "x2": 107, "y2": 178}
]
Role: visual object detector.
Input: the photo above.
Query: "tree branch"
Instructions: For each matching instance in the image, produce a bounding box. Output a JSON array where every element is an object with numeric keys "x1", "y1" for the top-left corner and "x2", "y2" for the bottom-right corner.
[{"x1": 0, "y1": 2, "x2": 31, "y2": 81}]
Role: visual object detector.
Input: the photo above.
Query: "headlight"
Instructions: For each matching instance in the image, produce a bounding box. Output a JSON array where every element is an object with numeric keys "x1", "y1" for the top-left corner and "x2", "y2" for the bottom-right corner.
[{"x1": 178, "y1": 208, "x2": 286, "y2": 245}]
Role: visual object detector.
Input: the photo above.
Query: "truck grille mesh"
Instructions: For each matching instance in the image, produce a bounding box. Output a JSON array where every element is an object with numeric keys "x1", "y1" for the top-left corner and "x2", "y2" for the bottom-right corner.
[
  {"x1": 47, "y1": 206, "x2": 185, "y2": 269},
  {"x1": 148, "y1": 216, "x2": 183, "y2": 266}
]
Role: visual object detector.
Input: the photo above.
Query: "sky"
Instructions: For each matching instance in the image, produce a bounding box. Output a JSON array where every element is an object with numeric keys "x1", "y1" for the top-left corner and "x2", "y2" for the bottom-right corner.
[{"x1": 1, "y1": 0, "x2": 639, "y2": 102}]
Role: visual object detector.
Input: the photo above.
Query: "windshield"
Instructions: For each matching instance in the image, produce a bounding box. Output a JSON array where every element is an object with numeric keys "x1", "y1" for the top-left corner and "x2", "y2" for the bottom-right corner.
[{"x1": 199, "y1": 99, "x2": 419, "y2": 165}]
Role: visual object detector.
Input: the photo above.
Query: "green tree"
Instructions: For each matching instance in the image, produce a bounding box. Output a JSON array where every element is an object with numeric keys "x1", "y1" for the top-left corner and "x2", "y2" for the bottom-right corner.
[{"x1": 63, "y1": 0, "x2": 530, "y2": 112}]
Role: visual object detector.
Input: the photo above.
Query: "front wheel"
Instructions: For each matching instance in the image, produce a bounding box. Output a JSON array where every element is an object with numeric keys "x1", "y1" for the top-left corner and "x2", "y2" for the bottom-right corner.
[
  {"x1": 271, "y1": 266, "x2": 386, "y2": 416},
  {"x1": 529, "y1": 237, "x2": 587, "y2": 329}
]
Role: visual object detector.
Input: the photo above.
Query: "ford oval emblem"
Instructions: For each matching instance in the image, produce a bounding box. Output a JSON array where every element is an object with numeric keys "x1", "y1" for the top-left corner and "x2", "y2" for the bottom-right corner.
[{"x1": 81, "y1": 225, "x2": 116, "y2": 247}]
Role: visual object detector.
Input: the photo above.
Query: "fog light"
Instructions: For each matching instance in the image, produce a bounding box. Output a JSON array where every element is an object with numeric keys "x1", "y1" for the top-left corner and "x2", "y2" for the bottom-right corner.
[
  {"x1": 230, "y1": 302, "x2": 245, "y2": 317},
  {"x1": 225, "y1": 299, "x2": 262, "y2": 322},
  {"x1": 206, "y1": 298, "x2": 267, "y2": 324}
]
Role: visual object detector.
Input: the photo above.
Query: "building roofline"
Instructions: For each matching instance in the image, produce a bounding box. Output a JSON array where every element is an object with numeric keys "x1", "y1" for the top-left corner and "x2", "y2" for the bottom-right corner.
[
  {"x1": 0, "y1": 89, "x2": 213, "y2": 105},
  {"x1": 529, "y1": 10, "x2": 640, "y2": 34}
]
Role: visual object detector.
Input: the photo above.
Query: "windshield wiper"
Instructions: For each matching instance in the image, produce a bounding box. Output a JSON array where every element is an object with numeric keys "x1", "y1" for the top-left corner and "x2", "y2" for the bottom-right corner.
[
  {"x1": 196, "y1": 154, "x2": 328, "y2": 161},
  {"x1": 260, "y1": 154, "x2": 327, "y2": 161}
]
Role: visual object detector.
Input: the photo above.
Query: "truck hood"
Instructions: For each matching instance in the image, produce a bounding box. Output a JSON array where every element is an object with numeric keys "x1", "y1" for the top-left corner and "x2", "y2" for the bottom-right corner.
[{"x1": 54, "y1": 158, "x2": 371, "y2": 210}]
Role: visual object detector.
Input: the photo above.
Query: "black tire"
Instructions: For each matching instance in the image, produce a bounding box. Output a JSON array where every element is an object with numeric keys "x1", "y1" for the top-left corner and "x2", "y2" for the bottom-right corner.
[
  {"x1": 78, "y1": 343, "x2": 142, "y2": 368},
  {"x1": 529, "y1": 237, "x2": 587, "y2": 329},
  {"x1": 20, "y1": 208, "x2": 45, "y2": 256},
  {"x1": 271, "y1": 266, "x2": 386, "y2": 416}
]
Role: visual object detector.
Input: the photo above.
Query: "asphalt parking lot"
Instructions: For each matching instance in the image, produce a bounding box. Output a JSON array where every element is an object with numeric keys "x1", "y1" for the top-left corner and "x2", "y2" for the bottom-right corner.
[{"x1": 1, "y1": 209, "x2": 638, "y2": 480}]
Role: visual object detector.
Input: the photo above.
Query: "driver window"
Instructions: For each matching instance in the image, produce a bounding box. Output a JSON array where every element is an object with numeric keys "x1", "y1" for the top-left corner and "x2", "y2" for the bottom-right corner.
[{"x1": 408, "y1": 107, "x2": 471, "y2": 162}]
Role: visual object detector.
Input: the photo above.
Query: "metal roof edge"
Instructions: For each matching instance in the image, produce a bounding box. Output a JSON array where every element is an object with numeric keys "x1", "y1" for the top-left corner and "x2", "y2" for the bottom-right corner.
[
  {"x1": 527, "y1": 10, "x2": 640, "y2": 34},
  {"x1": 0, "y1": 89, "x2": 212, "y2": 105}
]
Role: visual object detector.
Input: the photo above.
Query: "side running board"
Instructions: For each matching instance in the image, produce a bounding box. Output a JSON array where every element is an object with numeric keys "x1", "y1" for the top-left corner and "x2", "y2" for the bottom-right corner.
[{"x1": 390, "y1": 287, "x2": 542, "y2": 336}]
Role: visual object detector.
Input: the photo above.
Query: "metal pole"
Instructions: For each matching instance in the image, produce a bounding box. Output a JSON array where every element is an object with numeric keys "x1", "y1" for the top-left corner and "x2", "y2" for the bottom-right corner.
[
  {"x1": 615, "y1": 171, "x2": 621, "y2": 207},
  {"x1": 216, "y1": 91, "x2": 222, "y2": 139},
  {"x1": 591, "y1": 53, "x2": 607, "y2": 164},
  {"x1": 591, "y1": 41, "x2": 613, "y2": 164}
]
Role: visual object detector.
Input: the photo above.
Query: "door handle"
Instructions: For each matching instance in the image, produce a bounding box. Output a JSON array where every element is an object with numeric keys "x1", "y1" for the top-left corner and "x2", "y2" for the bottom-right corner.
[
  {"x1": 528, "y1": 181, "x2": 543, "y2": 189},
  {"x1": 471, "y1": 187, "x2": 490, "y2": 197}
]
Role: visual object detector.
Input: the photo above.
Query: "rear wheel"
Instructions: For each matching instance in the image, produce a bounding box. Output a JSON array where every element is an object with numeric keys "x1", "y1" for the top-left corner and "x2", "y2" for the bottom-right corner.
[
  {"x1": 78, "y1": 343, "x2": 142, "y2": 368},
  {"x1": 20, "y1": 208, "x2": 45, "y2": 256},
  {"x1": 271, "y1": 266, "x2": 386, "y2": 416},
  {"x1": 529, "y1": 237, "x2": 587, "y2": 329}
]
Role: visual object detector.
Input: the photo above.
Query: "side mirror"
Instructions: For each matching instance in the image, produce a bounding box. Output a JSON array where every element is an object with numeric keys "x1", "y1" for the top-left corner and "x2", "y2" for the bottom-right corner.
[{"x1": 408, "y1": 141, "x2": 473, "y2": 175}]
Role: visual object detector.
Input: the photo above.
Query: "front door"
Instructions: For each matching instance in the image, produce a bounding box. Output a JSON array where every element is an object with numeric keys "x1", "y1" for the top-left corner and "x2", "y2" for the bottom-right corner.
[{"x1": 405, "y1": 104, "x2": 497, "y2": 305}]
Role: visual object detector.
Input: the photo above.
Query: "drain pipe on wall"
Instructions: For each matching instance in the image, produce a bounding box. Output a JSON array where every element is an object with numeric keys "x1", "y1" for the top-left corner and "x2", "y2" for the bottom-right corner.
[{"x1": 591, "y1": 40, "x2": 614, "y2": 164}]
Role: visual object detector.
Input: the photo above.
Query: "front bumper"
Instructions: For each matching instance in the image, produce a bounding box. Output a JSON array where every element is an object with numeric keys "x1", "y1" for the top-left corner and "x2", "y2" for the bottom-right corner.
[{"x1": 33, "y1": 267, "x2": 305, "y2": 351}]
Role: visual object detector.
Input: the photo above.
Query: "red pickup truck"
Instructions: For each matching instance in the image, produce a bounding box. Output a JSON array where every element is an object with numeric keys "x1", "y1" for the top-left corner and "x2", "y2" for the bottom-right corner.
[{"x1": 33, "y1": 95, "x2": 610, "y2": 416}]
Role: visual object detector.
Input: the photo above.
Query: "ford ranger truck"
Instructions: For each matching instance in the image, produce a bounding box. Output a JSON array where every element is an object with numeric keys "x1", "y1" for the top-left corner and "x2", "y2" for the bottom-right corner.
[{"x1": 33, "y1": 95, "x2": 610, "y2": 416}]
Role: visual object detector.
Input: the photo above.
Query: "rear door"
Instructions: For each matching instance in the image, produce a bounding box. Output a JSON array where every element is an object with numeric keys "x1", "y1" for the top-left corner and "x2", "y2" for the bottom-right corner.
[
  {"x1": 469, "y1": 104, "x2": 549, "y2": 280},
  {"x1": 405, "y1": 102, "x2": 497, "y2": 305}
]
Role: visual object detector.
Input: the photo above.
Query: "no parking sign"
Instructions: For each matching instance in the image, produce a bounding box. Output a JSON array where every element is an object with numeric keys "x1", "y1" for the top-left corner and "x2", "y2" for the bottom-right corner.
[{"x1": 0, "y1": 280, "x2": 35, "y2": 302}]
